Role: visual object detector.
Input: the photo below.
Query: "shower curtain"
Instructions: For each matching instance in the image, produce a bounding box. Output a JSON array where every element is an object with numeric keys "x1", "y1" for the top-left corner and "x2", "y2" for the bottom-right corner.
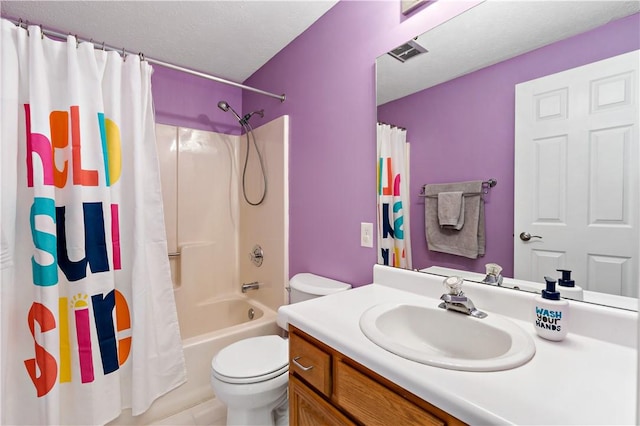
[
  {"x1": 0, "y1": 20, "x2": 186, "y2": 425},
  {"x1": 377, "y1": 123, "x2": 412, "y2": 269}
]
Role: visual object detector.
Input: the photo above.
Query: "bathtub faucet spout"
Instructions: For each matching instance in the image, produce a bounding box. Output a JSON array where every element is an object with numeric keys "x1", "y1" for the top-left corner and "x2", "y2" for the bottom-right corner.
[{"x1": 241, "y1": 281, "x2": 260, "y2": 293}]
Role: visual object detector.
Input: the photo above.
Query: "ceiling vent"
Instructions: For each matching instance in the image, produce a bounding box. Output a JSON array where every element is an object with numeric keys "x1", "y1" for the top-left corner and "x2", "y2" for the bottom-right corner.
[{"x1": 387, "y1": 39, "x2": 428, "y2": 63}]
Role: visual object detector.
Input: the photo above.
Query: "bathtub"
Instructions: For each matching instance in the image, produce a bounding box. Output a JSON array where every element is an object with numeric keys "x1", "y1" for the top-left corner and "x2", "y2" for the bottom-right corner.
[{"x1": 109, "y1": 296, "x2": 281, "y2": 425}]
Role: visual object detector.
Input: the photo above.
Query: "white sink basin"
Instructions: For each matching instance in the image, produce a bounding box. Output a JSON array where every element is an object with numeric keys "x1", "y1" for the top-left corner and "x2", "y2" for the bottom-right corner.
[{"x1": 359, "y1": 302, "x2": 535, "y2": 371}]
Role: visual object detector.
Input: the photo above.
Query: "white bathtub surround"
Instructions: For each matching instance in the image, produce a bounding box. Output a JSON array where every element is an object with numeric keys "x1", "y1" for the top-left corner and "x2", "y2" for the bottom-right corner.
[
  {"x1": 278, "y1": 265, "x2": 638, "y2": 425},
  {"x1": 238, "y1": 116, "x2": 290, "y2": 313},
  {"x1": 156, "y1": 124, "x2": 240, "y2": 298},
  {"x1": 111, "y1": 119, "x2": 289, "y2": 425},
  {"x1": 155, "y1": 118, "x2": 289, "y2": 315}
]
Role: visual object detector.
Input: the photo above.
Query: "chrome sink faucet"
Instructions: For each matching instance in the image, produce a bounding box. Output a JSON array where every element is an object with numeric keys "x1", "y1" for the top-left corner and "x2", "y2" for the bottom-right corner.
[
  {"x1": 482, "y1": 263, "x2": 503, "y2": 286},
  {"x1": 438, "y1": 276, "x2": 487, "y2": 319}
]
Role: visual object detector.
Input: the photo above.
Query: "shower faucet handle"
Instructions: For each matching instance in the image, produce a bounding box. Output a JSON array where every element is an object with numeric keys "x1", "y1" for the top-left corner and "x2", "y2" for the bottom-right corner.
[{"x1": 249, "y1": 245, "x2": 264, "y2": 267}]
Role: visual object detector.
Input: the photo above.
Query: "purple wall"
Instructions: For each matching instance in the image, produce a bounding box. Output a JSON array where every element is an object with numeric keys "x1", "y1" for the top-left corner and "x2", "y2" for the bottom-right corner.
[
  {"x1": 378, "y1": 13, "x2": 640, "y2": 278},
  {"x1": 152, "y1": 64, "x2": 243, "y2": 135},
  {"x1": 148, "y1": 2, "x2": 637, "y2": 287},
  {"x1": 242, "y1": 0, "x2": 479, "y2": 286}
]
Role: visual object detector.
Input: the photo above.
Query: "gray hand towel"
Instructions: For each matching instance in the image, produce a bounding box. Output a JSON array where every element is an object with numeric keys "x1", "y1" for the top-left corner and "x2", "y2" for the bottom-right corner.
[
  {"x1": 424, "y1": 181, "x2": 485, "y2": 259},
  {"x1": 437, "y1": 191, "x2": 464, "y2": 230}
]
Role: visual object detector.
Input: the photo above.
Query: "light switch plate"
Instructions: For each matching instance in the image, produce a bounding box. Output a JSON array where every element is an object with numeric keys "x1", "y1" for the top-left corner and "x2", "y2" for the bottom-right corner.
[{"x1": 361, "y1": 222, "x2": 374, "y2": 248}]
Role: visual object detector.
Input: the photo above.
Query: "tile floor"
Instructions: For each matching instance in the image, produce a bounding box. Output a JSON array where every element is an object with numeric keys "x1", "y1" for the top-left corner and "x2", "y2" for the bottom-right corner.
[
  {"x1": 151, "y1": 398, "x2": 227, "y2": 426},
  {"x1": 149, "y1": 395, "x2": 288, "y2": 426}
]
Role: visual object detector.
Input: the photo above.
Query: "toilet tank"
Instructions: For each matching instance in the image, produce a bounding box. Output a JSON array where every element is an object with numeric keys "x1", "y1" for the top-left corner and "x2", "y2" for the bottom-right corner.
[{"x1": 289, "y1": 273, "x2": 351, "y2": 304}]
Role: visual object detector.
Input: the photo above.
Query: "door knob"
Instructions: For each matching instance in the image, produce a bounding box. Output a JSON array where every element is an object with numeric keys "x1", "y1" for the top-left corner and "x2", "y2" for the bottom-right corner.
[{"x1": 519, "y1": 232, "x2": 542, "y2": 241}]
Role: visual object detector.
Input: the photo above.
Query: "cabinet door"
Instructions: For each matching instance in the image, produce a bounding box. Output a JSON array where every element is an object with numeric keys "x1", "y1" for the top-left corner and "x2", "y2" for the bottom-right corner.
[
  {"x1": 334, "y1": 360, "x2": 450, "y2": 426},
  {"x1": 289, "y1": 375, "x2": 354, "y2": 426}
]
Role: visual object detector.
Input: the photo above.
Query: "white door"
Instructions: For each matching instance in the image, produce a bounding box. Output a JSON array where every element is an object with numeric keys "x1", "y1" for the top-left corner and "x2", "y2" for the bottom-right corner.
[{"x1": 514, "y1": 50, "x2": 639, "y2": 298}]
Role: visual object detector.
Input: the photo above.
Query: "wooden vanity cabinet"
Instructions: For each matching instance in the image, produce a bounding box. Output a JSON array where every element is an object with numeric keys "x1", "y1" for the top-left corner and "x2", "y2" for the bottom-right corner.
[
  {"x1": 288, "y1": 326, "x2": 466, "y2": 426},
  {"x1": 289, "y1": 375, "x2": 355, "y2": 426}
]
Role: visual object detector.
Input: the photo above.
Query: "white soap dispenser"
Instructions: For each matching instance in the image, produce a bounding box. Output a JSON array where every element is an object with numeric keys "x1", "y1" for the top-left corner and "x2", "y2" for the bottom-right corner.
[
  {"x1": 533, "y1": 277, "x2": 569, "y2": 341},
  {"x1": 556, "y1": 269, "x2": 584, "y2": 301}
]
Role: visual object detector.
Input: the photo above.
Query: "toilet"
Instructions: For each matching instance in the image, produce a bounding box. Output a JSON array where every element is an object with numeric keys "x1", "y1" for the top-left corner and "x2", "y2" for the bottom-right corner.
[{"x1": 210, "y1": 273, "x2": 351, "y2": 426}]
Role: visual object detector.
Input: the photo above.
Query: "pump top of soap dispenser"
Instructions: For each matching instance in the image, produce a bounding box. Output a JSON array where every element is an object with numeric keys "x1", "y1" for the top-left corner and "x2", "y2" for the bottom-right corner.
[
  {"x1": 542, "y1": 277, "x2": 561, "y2": 300},
  {"x1": 557, "y1": 269, "x2": 575, "y2": 287}
]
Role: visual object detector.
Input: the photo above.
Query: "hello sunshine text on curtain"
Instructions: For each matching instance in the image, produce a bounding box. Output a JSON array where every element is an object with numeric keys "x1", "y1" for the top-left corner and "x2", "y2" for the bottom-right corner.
[{"x1": 1, "y1": 20, "x2": 186, "y2": 425}]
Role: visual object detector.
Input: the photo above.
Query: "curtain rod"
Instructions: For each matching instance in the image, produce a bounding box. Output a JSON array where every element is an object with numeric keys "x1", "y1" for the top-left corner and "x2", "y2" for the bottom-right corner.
[{"x1": 5, "y1": 17, "x2": 286, "y2": 103}]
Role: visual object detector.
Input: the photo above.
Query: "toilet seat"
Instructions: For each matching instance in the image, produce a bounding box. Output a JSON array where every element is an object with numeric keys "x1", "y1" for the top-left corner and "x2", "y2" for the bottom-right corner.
[{"x1": 211, "y1": 335, "x2": 288, "y2": 384}]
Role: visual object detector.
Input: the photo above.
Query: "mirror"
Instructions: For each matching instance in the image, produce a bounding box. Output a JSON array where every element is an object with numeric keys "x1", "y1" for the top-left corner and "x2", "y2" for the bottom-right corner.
[{"x1": 376, "y1": 1, "x2": 640, "y2": 310}]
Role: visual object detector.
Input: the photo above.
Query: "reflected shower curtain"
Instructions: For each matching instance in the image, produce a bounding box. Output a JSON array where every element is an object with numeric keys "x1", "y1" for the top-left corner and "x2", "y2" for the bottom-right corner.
[
  {"x1": 0, "y1": 20, "x2": 186, "y2": 424},
  {"x1": 377, "y1": 123, "x2": 412, "y2": 269}
]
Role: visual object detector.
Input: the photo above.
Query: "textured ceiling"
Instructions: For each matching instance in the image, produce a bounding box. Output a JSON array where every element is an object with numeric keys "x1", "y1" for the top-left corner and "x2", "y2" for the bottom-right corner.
[
  {"x1": 1, "y1": 0, "x2": 338, "y2": 83},
  {"x1": 4, "y1": 1, "x2": 638, "y2": 103},
  {"x1": 377, "y1": 1, "x2": 640, "y2": 105}
]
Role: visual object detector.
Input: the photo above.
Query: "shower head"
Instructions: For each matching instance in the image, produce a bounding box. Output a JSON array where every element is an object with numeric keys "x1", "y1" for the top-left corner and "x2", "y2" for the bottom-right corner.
[
  {"x1": 217, "y1": 100, "x2": 230, "y2": 112},
  {"x1": 217, "y1": 100, "x2": 243, "y2": 123},
  {"x1": 217, "y1": 100, "x2": 264, "y2": 125}
]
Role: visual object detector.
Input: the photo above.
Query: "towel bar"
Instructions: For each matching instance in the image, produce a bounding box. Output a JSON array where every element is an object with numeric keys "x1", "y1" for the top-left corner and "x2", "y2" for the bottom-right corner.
[
  {"x1": 423, "y1": 192, "x2": 482, "y2": 199},
  {"x1": 419, "y1": 178, "x2": 497, "y2": 197}
]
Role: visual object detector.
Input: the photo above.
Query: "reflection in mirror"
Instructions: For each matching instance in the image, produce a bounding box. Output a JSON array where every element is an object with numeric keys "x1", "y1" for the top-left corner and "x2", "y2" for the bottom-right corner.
[{"x1": 376, "y1": 1, "x2": 640, "y2": 310}]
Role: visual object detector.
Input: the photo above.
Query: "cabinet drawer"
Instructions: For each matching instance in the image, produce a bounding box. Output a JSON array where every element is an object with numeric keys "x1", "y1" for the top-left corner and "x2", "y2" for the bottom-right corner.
[
  {"x1": 290, "y1": 329, "x2": 332, "y2": 397},
  {"x1": 334, "y1": 360, "x2": 447, "y2": 426}
]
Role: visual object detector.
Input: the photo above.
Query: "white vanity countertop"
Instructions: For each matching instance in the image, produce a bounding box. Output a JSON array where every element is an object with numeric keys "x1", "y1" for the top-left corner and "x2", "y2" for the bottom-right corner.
[{"x1": 278, "y1": 268, "x2": 638, "y2": 425}]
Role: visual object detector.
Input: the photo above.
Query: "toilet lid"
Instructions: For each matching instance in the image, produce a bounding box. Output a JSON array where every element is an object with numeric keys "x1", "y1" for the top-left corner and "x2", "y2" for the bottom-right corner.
[
  {"x1": 289, "y1": 273, "x2": 351, "y2": 296},
  {"x1": 211, "y1": 335, "x2": 289, "y2": 384}
]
